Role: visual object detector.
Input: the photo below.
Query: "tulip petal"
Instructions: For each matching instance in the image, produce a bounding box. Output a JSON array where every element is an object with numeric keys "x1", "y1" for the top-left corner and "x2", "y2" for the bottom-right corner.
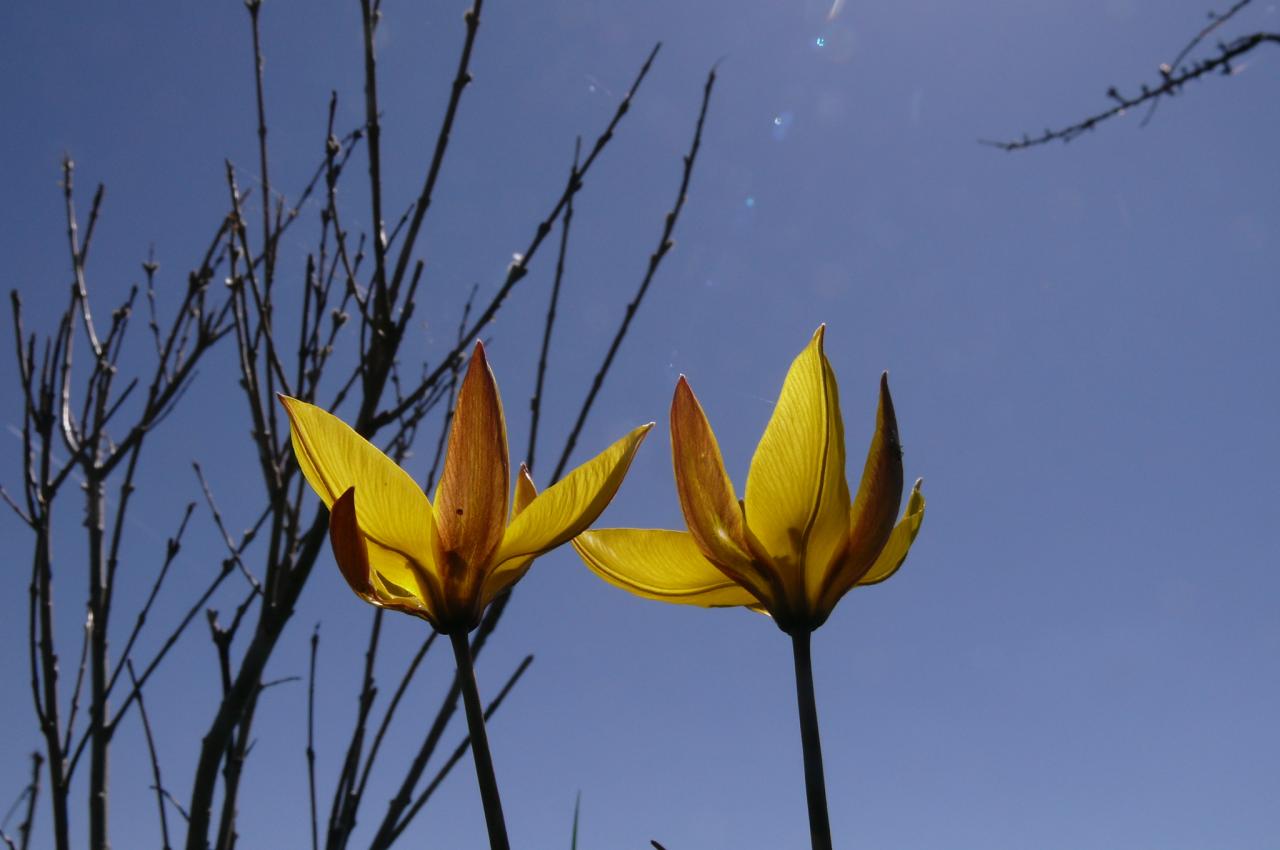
[
  {"x1": 856, "y1": 478, "x2": 924, "y2": 586},
  {"x1": 280, "y1": 395, "x2": 437, "y2": 574},
  {"x1": 811, "y1": 375, "x2": 906, "y2": 614},
  {"x1": 842, "y1": 374, "x2": 905, "y2": 571},
  {"x1": 480, "y1": 465, "x2": 540, "y2": 603},
  {"x1": 329, "y1": 487, "x2": 438, "y2": 622},
  {"x1": 573, "y1": 529, "x2": 760, "y2": 607},
  {"x1": 495, "y1": 423, "x2": 653, "y2": 564},
  {"x1": 813, "y1": 480, "x2": 923, "y2": 615},
  {"x1": 670, "y1": 377, "x2": 757, "y2": 569},
  {"x1": 743, "y1": 326, "x2": 850, "y2": 589},
  {"x1": 329, "y1": 487, "x2": 375, "y2": 597},
  {"x1": 435, "y1": 342, "x2": 510, "y2": 573}
]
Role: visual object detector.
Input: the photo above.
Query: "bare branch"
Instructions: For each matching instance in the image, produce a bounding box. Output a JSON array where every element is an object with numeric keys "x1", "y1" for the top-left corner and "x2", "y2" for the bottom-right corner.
[
  {"x1": 385, "y1": 0, "x2": 484, "y2": 309},
  {"x1": 1141, "y1": 0, "x2": 1256, "y2": 126},
  {"x1": 527, "y1": 140, "x2": 581, "y2": 473},
  {"x1": 127, "y1": 662, "x2": 173, "y2": 850},
  {"x1": 983, "y1": 13, "x2": 1278, "y2": 151},
  {"x1": 370, "y1": 43, "x2": 664, "y2": 431},
  {"x1": 552, "y1": 64, "x2": 717, "y2": 482},
  {"x1": 385, "y1": 655, "x2": 534, "y2": 845}
]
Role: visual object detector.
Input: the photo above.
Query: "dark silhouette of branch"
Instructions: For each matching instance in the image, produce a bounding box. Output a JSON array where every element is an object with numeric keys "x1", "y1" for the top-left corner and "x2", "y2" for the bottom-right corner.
[
  {"x1": 984, "y1": 1, "x2": 1277, "y2": 151},
  {"x1": 0, "y1": 753, "x2": 42, "y2": 850},
  {"x1": 10, "y1": 2, "x2": 715, "y2": 847},
  {"x1": 384, "y1": 0, "x2": 484, "y2": 312},
  {"x1": 127, "y1": 662, "x2": 173, "y2": 850},
  {"x1": 527, "y1": 140, "x2": 581, "y2": 473},
  {"x1": 1141, "y1": 0, "x2": 1255, "y2": 126},
  {"x1": 103, "y1": 502, "x2": 195, "y2": 703},
  {"x1": 369, "y1": 42, "x2": 664, "y2": 431},
  {"x1": 552, "y1": 64, "x2": 717, "y2": 482},
  {"x1": 384, "y1": 656, "x2": 534, "y2": 846}
]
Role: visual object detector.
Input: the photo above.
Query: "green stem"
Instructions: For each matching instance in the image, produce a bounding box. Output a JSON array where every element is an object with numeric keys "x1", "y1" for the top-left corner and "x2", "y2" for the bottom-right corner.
[
  {"x1": 792, "y1": 630, "x2": 833, "y2": 850},
  {"x1": 449, "y1": 631, "x2": 511, "y2": 850}
]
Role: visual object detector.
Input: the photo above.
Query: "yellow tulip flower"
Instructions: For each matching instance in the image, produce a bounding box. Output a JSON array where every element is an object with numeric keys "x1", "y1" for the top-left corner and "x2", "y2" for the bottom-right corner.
[
  {"x1": 575, "y1": 326, "x2": 924, "y2": 634},
  {"x1": 279, "y1": 341, "x2": 653, "y2": 635}
]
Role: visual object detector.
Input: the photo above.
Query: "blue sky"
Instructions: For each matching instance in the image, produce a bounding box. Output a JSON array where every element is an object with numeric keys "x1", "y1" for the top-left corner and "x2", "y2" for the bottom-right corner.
[{"x1": 2, "y1": 1, "x2": 1277, "y2": 848}]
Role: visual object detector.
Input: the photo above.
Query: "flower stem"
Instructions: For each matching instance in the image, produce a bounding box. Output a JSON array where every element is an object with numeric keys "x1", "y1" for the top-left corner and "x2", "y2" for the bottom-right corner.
[
  {"x1": 449, "y1": 631, "x2": 511, "y2": 850},
  {"x1": 791, "y1": 630, "x2": 833, "y2": 850}
]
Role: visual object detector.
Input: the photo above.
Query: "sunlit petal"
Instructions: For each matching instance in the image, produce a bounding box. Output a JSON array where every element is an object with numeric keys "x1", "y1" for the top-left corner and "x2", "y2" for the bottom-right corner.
[
  {"x1": 480, "y1": 465, "x2": 540, "y2": 603},
  {"x1": 328, "y1": 487, "x2": 375, "y2": 598},
  {"x1": 330, "y1": 486, "x2": 438, "y2": 622},
  {"x1": 435, "y1": 341, "x2": 510, "y2": 573},
  {"x1": 495, "y1": 423, "x2": 653, "y2": 564},
  {"x1": 670, "y1": 376, "x2": 756, "y2": 568},
  {"x1": 280, "y1": 395, "x2": 436, "y2": 572},
  {"x1": 830, "y1": 373, "x2": 904, "y2": 585},
  {"x1": 512, "y1": 463, "x2": 538, "y2": 515},
  {"x1": 856, "y1": 478, "x2": 924, "y2": 587},
  {"x1": 744, "y1": 326, "x2": 850, "y2": 593},
  {"x1": 573, "y1": 529, "x2": 760, "y2": 607}
]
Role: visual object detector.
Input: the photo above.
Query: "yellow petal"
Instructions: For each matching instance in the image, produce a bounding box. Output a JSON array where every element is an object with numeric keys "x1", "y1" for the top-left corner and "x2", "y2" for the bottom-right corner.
[
  {"x1": 813, "y1": 480, "x2": 924, "y2": 615},
  {"x1": 512, "y1": 462, "x2": 538, "y2": 515},
  {"x1": 279, "y1": 395, "x2": 436, "y2": 574},
  {"x1": 572, "y1": 528, "x2": 760, "y2": 607},
  {"x1": 743, "y1": 326, "x2": 850, "y2": 591},
  {"x1": 842, "y1": 374, "x2": 905, "y2": 573},
  {"x1": 811, "y1": 375, "x2": 906, "y2": 617},
  {"x1": 480, "y1": 465, "x2": 540, "y2": 603},
  {"x1": 856, "y1": 478, "x2": 924, "y2": 587},
  {"x1": 670, "y1": 376, "x2": 756, "y2": 569},
  {"x1": 330, "y1": 486, "x2": 438, "y2": 623},
  {"x1": 328, "y1": 487, "x2": 375, "y2": 598},
  {"x1": 494, "y1": 423, "x2": 653, "y2": 564},
  {"x1": 435, "y1": 341, "x2": 510, "y2": 572}
]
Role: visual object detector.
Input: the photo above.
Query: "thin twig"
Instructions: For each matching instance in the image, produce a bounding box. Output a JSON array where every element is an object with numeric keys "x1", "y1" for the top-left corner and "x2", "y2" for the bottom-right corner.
[
  {"x1": 386, "y1": 655, "x2": 533, "y2": 845},
  {"x1": 193, "y1": 462, "x2": 262, "y2": 592},
  {"x1": 1142, "y1": 0, "x2": 1254, "y2": 126},
  {"x1": 366, "y1": 605, "x2": 504, "y2": 850},
  {"x1": 983, "y1": 29, "x2": 1278, "y2": 151},
  {"x1": 552, "y1": 64, "x2": 717, "y2": 482},
  {"x1": 527, "y1": 140, "x2": 581, "y2": 472},
  {"x1": 352, "y1": 632, "x2": 436, "y2": 810},
  {"x1": 370, "y1": 43, "x2": 664, "y2": 431},
  {"x1": 385, "y1": 0, "x2": 484, "y2": 309},
  {"x1": 127, "y1": 662, "x2": 173, "y2": 850}
]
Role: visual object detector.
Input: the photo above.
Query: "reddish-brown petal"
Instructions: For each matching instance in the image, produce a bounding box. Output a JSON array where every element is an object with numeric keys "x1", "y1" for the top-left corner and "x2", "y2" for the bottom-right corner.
[
  {"x1": 435, "y1": 341, "x2": 510, "y2": 581},
  {"x1": 329, "y1": 487, "x2": 375, "y2": 598}
]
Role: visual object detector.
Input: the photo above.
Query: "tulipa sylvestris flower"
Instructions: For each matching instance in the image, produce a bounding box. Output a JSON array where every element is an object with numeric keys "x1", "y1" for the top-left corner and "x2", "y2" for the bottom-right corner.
[
  {"x1": 279, "y1": 341, "x2": 652, "y2": 635},
  {"x1": 574, "y1": 325, "x2": 924, "y2": 635}
]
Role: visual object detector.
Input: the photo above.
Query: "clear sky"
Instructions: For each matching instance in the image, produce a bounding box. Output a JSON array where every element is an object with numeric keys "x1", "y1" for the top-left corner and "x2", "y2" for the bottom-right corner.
[{"x1": 2, "y1": 1, "x2": 1277, "y2": 848}]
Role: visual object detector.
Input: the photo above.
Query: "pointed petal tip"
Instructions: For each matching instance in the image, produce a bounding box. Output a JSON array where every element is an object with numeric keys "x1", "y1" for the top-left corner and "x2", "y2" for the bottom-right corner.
[
  {"x1": 913, "y1": 477, "x2": 924, "y2": 490},
  {"x1": 878, "y1": 373, "x2": 898, "y2": 426},
  {"x1": 466, "y1": 339, "x2": 490, "y2": 372}
]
